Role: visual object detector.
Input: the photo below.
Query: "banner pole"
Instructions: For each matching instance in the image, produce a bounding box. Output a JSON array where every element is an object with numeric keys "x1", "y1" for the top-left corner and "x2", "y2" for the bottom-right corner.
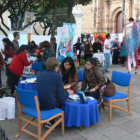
[{"x1": 28, "y1": 33, "x2": 31, "y2": 43}]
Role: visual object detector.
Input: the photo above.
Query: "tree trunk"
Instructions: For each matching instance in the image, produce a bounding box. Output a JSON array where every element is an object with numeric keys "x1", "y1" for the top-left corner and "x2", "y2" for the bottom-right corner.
[
  {"x1": 50, "y1": 0, "x2": 57, "y2": 52},
  {"x1": 33, "y1": 24, "x2": 39, "y2": 35},
  {"x1": 66, "y1": 0, "x2": 75, "y2": 23},
  {"x1": 0, "y1": 25, "x2": 8, "y2": 36},
  {"x1": 48, "y1": 25, "x2": 52, "y2": 35},
  {"x1": 0, "y1": 15, "x2": 10, "y2": 31}
]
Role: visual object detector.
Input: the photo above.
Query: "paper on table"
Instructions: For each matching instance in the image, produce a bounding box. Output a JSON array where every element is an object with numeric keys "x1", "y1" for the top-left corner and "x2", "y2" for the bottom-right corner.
[
  {"x1": 69, "y1": 94, "x2": 79, "y2": 101},
  {"x1": 21, "y1": 80, "x2": 26, "y2": 83},
  {"x1": 25, "y1": 78, "x2": 37, "y2": 83},
  {"x1": 87, "y1": 97, "x2": 95, "y2": 100}
]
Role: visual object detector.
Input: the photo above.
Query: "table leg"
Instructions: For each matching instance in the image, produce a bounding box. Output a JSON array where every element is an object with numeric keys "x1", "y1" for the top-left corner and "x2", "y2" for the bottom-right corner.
[{"x1": 80, "y1": 126, "x2": 83, "y2": 131}]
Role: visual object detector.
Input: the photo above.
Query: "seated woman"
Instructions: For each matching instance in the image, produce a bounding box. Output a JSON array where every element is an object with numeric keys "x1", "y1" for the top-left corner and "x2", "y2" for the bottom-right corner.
[
  {"x1": 81, "y1": 57, "x2": 106, "y2": 99},
  {"x1": 8, "y1": 45, "x2": 33, "y2": 96},
  {"x1": 29, "y1": 41, "x2": 38, "y2": 55},
  {"x1": 61, "y1": 57, "x2": 78, "y2": 93},
  {"x1": 36, "y1": 57, "x2": 73, "y2": 110}
]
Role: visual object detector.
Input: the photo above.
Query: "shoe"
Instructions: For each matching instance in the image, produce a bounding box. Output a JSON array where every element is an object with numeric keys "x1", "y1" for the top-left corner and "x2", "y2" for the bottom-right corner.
[
  {"x1": 44, "y1": 121, "x2": 55, "y2": 130},
  {"x1": 135, "y1": 72, "x2": 137, "y2": 75},
  {"x1": 45, "y1": 122, "x2": 52, "y2": 129}
]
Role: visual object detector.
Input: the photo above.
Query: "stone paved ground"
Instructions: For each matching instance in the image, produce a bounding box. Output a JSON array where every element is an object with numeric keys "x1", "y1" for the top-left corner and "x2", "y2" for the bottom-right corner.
[{"x1": 1, "y1": 65, "x2": 140, "y2": 140}]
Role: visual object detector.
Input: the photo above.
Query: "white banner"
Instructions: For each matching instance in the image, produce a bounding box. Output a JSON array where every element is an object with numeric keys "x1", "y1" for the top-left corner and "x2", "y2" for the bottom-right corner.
[{"x1": 23, "y1": 12, "x2": 34, "y2": 33}]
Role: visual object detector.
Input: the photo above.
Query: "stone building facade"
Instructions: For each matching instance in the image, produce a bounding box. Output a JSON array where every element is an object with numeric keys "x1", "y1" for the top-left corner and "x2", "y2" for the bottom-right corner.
[
  {"x1": 0, "y1": 0, "x2": 139, "y2": 36},
  {"x1": 74, "y1": 0, "x2": 140, "y2": 35}
]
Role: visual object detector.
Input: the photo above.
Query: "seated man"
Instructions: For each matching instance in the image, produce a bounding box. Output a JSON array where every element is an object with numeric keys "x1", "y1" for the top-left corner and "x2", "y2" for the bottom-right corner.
[{"x1": 36, "y1": 57, "x2": 73, "y2": 110}]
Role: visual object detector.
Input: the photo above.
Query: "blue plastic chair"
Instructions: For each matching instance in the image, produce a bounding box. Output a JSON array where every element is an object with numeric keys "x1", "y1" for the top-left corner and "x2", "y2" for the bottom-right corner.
[
  {"x1": 15, "y1": 86, "x2": 64, "y2": 140},
  {"x1": 104, "y1": 71, "x2": 132, "y2": 121},
  {"x1": 77, "y1": 70, "x2": 83, "y2": 82}
]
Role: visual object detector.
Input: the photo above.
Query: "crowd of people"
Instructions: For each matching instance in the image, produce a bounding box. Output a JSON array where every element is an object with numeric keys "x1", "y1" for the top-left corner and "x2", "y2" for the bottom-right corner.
[
  {"x1": 0, "y1": 32, "x2": 56, "y2": 95},
  {"x1": 0, "y1": 31, "x2": 108, "y2": 111},
  {"x1": 74, "y1": 18, "x2": 140, "y2": 73},
  {"x1": 0, "y1": 17, "x2": 139, "y2": 115}
]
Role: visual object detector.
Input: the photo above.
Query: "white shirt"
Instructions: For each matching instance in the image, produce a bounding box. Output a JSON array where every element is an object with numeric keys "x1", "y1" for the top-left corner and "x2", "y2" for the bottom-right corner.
[
  {"x1": 123, "y1": 22, "x2": 135, "y2": 38},
  {"x1": 104, "y1": 39, "x2": 111, "y2": 53}
]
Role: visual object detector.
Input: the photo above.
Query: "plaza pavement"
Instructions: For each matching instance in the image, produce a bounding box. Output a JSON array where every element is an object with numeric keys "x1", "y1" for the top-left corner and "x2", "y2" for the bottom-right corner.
[{"x1": 1, "y1": 65, "x2": 140, "y2": 140}]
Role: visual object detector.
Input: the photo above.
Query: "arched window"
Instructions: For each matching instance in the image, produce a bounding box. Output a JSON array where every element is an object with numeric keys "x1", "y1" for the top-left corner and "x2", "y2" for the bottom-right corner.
[{"x1": 116, "y1": 11, "x2": 122, "y2": 33}]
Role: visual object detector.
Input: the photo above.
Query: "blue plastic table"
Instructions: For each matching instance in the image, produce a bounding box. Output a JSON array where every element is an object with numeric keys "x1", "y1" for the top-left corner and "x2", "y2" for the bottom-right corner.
[
  {"x1": 32, "y1": 62, "x2": 42, "y2": 72},
  {"x1": 18, "y1": 81, "x2": 36, "y2": 90},
  {"x1": 62, "y1": 98, "x2": 99, "y2": 127}
]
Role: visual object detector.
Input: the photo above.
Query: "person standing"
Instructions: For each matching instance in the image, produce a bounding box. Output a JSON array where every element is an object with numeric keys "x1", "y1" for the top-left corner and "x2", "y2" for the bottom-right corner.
[
  {"x1": 28, "y1": 41, "x2": 38, "y2": 55},
  {"x1": 2, "y1": 38, "x2": 14, "y2": 62},
  {"x1": 84, "y1": 38, "x2": 93, "y2": 60},
  {"x1": 92, "y1": 38, "x2": 102, "y2": 53},
  {"x1": 2, "y1": 38, "x2": 15, "y2": 86},
  {"x1": 103, "y1": 33, "x2": 112, "y2": 72},
  {"x1": 0, "y1": 52, "x2": 4, "y2": 88},
  {"x1": 8, "y1": 45, "x2": 33, "y2": 95},
  {"x1": 39, "y1": 41, "x2": 55, "y2": 70},
  {"x1": 119, "y1": 37, "x2": 127, "y2": 66},
  {"x1": 112, "y1": 38, "x2": 120, "y2": 64},
  {"x1": 125, "y1": 18, "x2": 139, "y2": 74},
  {"x1": 12, "y1": 32, "x2": 20, "y2": 52},
  {"x1": 74, "y1": 38, "x2": 81, "y2": 64}
]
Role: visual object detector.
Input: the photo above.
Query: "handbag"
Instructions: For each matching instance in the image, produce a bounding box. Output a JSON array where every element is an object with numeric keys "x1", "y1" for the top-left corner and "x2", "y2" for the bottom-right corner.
[{"x1": 104, "y1": 77, "x2": 116, "y2": 97}]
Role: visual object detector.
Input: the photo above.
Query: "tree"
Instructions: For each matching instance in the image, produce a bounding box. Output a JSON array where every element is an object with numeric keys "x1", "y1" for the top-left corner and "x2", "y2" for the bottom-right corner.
[
  {"x1": 33, "y1": 8, "x2": 75, "y2": 35},
  {"x1": 0, "y1": 0, "x2": 16, "y2": 36},
  {"x1": 8, "y1": 0, "x2": 40, "y2": 31},
  {"x1": 65, "y1": 0, "x2": 92, "y2": 22}
]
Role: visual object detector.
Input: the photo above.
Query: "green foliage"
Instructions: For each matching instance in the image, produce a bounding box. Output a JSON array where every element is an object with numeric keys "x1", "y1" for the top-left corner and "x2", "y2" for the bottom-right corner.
[
  {"x1": 80, "y1": 55, "x2": 85, "y2": 65},
  {"x1": 76, "y1": 0, "x2": 93, "y2": 5},
  {"x1": 0, "y1": 0, "x2": 91, "y2": 35}
]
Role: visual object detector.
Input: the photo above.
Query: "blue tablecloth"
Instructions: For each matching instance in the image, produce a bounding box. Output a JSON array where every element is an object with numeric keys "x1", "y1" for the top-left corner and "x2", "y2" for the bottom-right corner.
[
  {"x1": 62, "y1": 98, "x2": 99, "y2": 127},
  {"x1": 18, "y1": 81, "x2": 36, "y2": 90},
  {"x1": 22, "y1": 75, "x2": 38, "y2": 80}
]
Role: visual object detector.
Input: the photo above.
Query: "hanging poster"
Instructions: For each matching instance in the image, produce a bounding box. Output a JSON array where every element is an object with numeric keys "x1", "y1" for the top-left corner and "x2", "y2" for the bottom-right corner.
[
  {"x1": 93, "y1": 32, "x2": 106, "y2": 46},
  {"x1": 57, "y1": 23, "x2": 75, "y2": 62},
  {"x1": 23, "y1": 12, "x2": 34, "y2": 33}
]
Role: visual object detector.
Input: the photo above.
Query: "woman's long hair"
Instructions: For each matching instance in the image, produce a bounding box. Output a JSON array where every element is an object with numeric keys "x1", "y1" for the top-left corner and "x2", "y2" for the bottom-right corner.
[
  {"x1": 15, "y1": 45, "x2": 29, "y2": 55},
  {"x1": 2, "y1": 38, "x2": 14, "y2": 50},
  {"x1": 39, "y1": 41, "x2": 50, "y2": 49},
  {"x1": 61, "y1": 57, "x2": 76, "y2": 84}
]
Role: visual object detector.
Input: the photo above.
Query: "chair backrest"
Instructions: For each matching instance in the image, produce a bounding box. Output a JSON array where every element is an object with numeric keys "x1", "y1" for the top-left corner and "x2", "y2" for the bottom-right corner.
[
  {"x1": 32, "y1": 62, "x2": 42, "y2": 71},
  {"x1": 77, "y1": 70, "x2": 83, "y2": 82},
  {"x1": 15, "y1": 86, "x2": 39, "y2": 109},
  {"x1": 111, "y1": 71, "x2": 131, "y2": 86}
]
